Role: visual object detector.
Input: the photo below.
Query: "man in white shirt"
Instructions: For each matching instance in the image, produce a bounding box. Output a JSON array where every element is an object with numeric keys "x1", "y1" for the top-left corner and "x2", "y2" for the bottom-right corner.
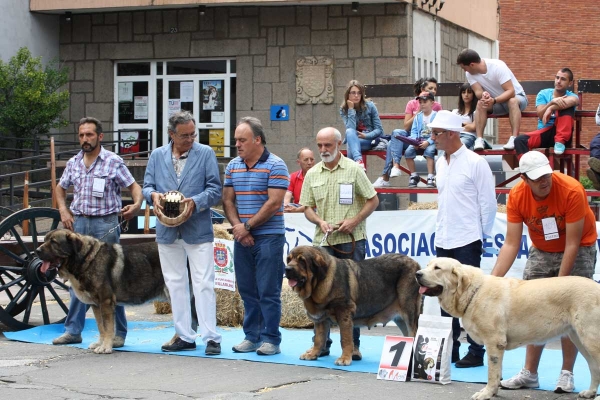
[
  {"x1": 431, "y1": 110, "x2": 497, "y2": 368},
  {"x1": 457, "y1": 49, "x2": 528, "y2": 151}
]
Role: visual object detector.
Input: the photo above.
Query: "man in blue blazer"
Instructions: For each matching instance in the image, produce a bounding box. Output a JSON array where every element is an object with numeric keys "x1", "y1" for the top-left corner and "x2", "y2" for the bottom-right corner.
[{"x1": 142, "y1": 110, "x2": 222, "y2": 355}]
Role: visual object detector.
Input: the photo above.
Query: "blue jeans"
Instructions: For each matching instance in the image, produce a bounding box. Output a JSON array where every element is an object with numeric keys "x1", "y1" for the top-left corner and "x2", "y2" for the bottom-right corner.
[
  {"x1": 234, "y1": 234, "x2": 285, "y2": 345},
  {"x1": 405, "y1": 141, "x2": 436, "y2": 159},
  {"x1": 435, "y1": 240, "x2": 485, "y2": 358},
  {"x1": 460, "y1": 133, "x2": 476, "y2": 150},
  {"x1": 345, "y1": 128, "x2": 373, "y2": 161},
  {"x1": 381, "y1": 129, "x2": 406, "y2": 176},
  {"x1": 65, "y1": 214, "x2": 128, "y2": 338},
  {"x1": 318, "y1": 239, "x2": 366, "y2": 348}
]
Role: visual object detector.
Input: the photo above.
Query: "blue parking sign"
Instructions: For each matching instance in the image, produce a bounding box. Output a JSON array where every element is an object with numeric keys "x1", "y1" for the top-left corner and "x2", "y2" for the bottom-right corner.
[{"x1": 270, "y1": 105, "x2": 289, "y2": 121}]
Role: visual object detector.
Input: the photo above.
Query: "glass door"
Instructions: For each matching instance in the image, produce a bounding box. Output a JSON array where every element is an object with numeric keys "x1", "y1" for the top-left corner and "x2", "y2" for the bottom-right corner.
[
  {"x1": 162, "y1": 75, "x2": 232, "y2": 157},
  {"x1": 198, "y1": 77, "x2": 227, "y2": 157},
  {"x1": 113, "y1": 63, "x2": 155, "y2": 155}
]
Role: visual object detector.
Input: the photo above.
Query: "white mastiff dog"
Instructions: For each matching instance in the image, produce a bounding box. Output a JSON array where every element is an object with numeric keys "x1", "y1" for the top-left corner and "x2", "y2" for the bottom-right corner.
[{"x1": 415, "y1": 257, "x2": 600, "y2": 400}]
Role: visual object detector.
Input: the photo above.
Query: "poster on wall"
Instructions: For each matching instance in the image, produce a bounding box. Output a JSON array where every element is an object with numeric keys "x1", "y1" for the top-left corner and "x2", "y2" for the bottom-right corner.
[
  {"x1": 211, "y1": 112, "x2": 225, "y2": 123},
  {"x1": 134, "y1": 96, "x2": 148, "y2": 120},
  {"x1": 180, "y1": 82, "x2": 194, "y2": 102},
  {"x1": 168, "y1": 99, "x2": 181, "y2": 117},
  {"x1": 202, "y1": 80, "x2": 223, "y2": 111},
  {"x1": 118, "y1": 82, "x2": 133, "y2": 102}
]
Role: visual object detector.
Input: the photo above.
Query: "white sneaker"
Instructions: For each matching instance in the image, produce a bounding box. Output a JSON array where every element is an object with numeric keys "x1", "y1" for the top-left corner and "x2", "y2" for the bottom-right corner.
[
  {"x1": 503, "y1": 136, "x2": 516, "y2": 150},
  {"x1": 554, "y1": 370, "x2": 574, "y2": 393},
  {"x1": 500, "y1": 368, "x2": 539, "y2": 389},
  {"x1": 474, "y1": 137, "x2": 485, "y2": 151},
  {"x1": 373, "y1": 177, "x2": 390, "y2": 188},
  {"x1": 390, "y1": 167, "x2": 402, "y2": 177}
]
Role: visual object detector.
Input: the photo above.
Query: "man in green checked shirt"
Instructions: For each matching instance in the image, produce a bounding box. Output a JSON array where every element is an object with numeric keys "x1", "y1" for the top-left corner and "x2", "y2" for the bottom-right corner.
[{"x1": 299, "y1": 126, "x2": 379, "y2": 361}]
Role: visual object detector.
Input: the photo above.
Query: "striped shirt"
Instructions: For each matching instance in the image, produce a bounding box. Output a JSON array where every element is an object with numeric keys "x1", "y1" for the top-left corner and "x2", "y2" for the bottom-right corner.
[
  {"x1": 299, "y1": 154, "x2": 377, "y2": 246},
  {"x1": 224, "y1": 148, "x2": 289, "y2": 235},
  {"x1": 59, "y1": 147, "x2": 135, "y2": 216}
]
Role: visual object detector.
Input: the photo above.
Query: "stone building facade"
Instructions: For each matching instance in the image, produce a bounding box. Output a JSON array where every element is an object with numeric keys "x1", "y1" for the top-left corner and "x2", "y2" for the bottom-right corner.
[{"x1": 58, "y1": 2, "x2": 489, "y2": 172}]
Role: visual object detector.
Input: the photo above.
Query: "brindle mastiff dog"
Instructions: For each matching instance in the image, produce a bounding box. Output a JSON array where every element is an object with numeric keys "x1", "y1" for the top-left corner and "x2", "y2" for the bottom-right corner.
[
  {"x1": 37, "y1": 229, "x2": 167, "y2": 354},
  {"x1": 417, "y1": 257, "x2": 600, "y2": 400},
  {"x1": 285, "y1": 246, "x2": 422, "y2": 366}
]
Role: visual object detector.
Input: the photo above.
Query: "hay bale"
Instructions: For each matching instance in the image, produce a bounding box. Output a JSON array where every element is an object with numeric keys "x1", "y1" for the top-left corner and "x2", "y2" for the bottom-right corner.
[
  {"x1": 216, "y1": 288, "x2": 244, "y2": 326},
  {"x1": 407, "y1": 201, "x2": 508, "y2": 213},
  {"x1": 153, "y1": 300, "x2": 172, "y2": 314},
  {"x1": 153, "y1": 226, "x2": 312, "y2": 328},
  {"x1": 407, "y1": 201, "x2": 438, "y2": 210},
  {"x1": 214, "y1": 224, "x2": 233, "y2": 240}
]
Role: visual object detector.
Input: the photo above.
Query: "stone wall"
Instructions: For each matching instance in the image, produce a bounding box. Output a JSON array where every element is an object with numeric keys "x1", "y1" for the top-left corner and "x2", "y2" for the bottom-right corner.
[
  {"x1": 439, "y1": 20, "x2": 469, "y2": 111},
  {"x1": 59, "y1": 3, "x2": 413, "y2": 171}
]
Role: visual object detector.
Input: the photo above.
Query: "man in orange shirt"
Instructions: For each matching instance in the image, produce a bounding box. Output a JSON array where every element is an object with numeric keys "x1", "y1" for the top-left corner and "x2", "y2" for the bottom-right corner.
[{"x1": 491, "y1": 151, "x2": 597, "y2": 394}]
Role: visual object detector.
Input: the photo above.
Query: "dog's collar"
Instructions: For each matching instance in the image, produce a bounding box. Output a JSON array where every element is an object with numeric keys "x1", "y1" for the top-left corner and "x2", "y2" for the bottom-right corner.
[{"x1": 462, "y1": 286, "x2": 480, "y2": 314}]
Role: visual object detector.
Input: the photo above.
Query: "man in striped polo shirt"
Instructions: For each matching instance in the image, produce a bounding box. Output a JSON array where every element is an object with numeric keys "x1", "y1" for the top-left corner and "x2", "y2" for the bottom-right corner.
[
  {"x1": 223, "y1": 116, "x2": 290, "y2": 356},
  {"x1": 299, "y1": 126, "x2": 379, "y2": 360}
]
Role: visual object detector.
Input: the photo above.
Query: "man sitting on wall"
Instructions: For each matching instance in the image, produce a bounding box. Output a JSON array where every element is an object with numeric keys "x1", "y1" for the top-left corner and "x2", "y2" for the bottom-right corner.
[
  {"x1": 513, "y1": 68, "x2": 578, "y2": 157},
  {"x1": 456, "y1": 48, "x2": 528, "y2": 151}
]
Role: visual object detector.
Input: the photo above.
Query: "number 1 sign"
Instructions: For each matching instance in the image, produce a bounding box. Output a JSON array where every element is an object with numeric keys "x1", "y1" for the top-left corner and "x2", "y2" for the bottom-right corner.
[{"x1": 377, "y1": 336, "x2": 414, "y2": 382}]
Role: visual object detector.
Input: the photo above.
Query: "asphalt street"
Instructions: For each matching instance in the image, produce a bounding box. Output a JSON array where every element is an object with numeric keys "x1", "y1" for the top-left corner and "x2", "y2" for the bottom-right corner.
[{"x1": 0, "y1": 302, "x2": 580, "y2": 400}]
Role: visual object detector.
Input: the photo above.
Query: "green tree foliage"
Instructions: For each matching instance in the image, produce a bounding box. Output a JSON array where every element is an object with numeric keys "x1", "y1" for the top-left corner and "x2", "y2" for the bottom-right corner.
[{"x1": 0, "y1": 47, "x2": 70, "y2": 153}]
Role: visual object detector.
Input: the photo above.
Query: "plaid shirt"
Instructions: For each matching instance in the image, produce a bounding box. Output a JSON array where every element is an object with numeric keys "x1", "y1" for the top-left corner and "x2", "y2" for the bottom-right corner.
[
  {"x1": 300, "y1": 154, "x2": 376, "y2": 246},
  {"x1": 59, "y1": 147, "x2": 135, "y2": 216}
]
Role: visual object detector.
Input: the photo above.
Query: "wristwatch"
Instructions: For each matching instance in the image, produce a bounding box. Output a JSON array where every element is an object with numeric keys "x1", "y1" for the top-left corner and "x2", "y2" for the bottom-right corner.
[
  {"x1": 244, "y1": 221, "x2": 252, "y2": 231},
  {"x1": 493, "y1": 98, "x2": 497, "y2": 105}
]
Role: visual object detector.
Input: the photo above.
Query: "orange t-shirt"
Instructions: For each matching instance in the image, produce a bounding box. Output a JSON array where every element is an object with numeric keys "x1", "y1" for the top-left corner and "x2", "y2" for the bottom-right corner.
[{"x1": 507, "y1": 172, "x2": 597, "y2": 252}]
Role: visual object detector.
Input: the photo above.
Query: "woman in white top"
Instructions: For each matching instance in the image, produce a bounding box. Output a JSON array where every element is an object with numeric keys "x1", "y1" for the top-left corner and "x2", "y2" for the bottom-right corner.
[{"x1": 452, "y1": 83, "x2": 477, "y2": 150}]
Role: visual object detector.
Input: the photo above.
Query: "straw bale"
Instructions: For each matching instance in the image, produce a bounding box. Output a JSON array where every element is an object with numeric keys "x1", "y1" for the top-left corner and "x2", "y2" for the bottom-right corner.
[
  {"x1": 154, "y1": 280, "x2": 312, "y2": 328},
  {"x1": 407, "y1": 201, "x2": 508, "y2": 213}
]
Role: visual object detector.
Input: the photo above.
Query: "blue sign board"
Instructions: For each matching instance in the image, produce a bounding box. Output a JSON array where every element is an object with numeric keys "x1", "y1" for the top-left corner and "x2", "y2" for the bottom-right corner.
[{"x1": 270, "y1": 105, "x2": 289, "y2": 121}]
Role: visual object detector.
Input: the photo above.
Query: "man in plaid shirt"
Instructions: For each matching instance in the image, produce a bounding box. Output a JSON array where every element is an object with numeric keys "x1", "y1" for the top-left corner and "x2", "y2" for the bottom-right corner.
[
  {"x1": 300, "y1": 126, "x2": 379, "y2": 360},
  {"x1": 52, "y1": 117, "x2": 142, "y2": 348}
]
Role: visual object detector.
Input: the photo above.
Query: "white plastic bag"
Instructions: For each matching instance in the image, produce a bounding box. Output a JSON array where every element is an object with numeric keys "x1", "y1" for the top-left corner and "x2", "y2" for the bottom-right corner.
[{"x1": 412, "y1": 314, "x2": 453, "y2": 384}]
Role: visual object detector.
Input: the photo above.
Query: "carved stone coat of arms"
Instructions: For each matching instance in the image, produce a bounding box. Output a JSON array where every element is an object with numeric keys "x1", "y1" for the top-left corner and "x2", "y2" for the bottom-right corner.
[{"x1": 296, "y1": 56, "x2": 334, "y2": 105}]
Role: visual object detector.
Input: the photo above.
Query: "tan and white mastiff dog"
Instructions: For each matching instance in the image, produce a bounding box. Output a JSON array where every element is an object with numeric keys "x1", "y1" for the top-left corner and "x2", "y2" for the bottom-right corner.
[{"x1": 416, "y1": 257, "x2": 600, "y2": 400}]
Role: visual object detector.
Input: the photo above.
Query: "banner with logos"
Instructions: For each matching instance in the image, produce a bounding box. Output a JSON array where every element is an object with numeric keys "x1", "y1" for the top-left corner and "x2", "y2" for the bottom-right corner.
[{"x1": 283, "y1": 211, "x2": 600, "y2": 279}]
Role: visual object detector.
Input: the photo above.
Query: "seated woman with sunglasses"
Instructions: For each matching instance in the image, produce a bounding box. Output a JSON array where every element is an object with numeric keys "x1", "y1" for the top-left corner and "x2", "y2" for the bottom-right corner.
[{"x1": 340, "y1": 80, "x2": 384, "y2": 171}]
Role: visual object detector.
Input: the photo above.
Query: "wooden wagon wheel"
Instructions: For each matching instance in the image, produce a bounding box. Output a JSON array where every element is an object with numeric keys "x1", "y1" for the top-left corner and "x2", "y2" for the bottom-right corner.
[{"x1": 0, "y1": 207, "x2": 69, "y2": 330}]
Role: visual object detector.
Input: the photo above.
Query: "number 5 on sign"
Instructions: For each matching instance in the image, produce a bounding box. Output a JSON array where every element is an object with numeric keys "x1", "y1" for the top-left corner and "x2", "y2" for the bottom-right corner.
[{"x1": 377, "y1": 336, "x2": 414, "y2": 382}]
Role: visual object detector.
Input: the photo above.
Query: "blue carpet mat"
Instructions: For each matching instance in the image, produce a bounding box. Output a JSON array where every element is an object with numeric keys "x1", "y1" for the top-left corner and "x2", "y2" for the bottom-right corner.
[{"x1": 5, "y1": 319, "x2": 588, "y2": 392}]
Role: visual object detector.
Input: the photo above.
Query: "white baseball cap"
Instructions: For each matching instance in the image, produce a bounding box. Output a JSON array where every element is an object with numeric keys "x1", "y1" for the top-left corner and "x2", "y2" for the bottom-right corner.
[
  {"x1": 518, "y1": 151, "x2": 553, "y2": 180},
  {"x1": 427, "y1": 110, "x2": 463, "y2": 132}
]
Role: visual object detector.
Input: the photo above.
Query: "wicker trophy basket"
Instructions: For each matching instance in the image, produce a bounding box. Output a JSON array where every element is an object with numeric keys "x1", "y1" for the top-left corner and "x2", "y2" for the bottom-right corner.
[{"x1": 155, "y1": 190, "x2": 190, "y2": 227}]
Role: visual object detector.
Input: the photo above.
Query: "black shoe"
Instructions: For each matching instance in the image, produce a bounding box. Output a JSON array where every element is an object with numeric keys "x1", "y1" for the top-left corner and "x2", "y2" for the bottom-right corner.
[
  {"x1": 205, "y1": 340, "x2": 221, "y2": 355},
  {"x1": 161, "y1": 337, "x2": 196, "y2": 352},
  {"x1": 455, "y1": 352, "x2": 484, "y2": 368}
]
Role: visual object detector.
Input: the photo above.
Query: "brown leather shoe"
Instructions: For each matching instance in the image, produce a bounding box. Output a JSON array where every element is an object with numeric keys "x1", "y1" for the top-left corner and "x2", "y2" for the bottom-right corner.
[{"x1": 352, "y1": 345, "x2": 362, "y2": 361}]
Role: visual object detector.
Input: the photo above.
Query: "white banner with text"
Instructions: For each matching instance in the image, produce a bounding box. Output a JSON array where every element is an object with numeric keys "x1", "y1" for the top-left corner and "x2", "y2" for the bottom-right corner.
[{"x1": 283, "y1": 211, "x2": 600, "y2": 279}]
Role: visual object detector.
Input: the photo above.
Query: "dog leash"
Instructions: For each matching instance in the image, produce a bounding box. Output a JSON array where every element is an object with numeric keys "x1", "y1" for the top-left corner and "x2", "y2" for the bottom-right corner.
[
  {"x1": 98, "y1": 216, "x2": 129, "y2": 241},
  {"x1": 321, "y1": 225, "x2": 356, "y2": 256}
]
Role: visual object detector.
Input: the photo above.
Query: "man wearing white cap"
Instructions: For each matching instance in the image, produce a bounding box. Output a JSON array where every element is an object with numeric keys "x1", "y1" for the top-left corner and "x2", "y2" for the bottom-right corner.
[
  {"x1": 431, "y1": 110, "x2": 497, "y2": 367},
  {"x1": 491, "y1": 151, "x2": 597, "y2": 393}
]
